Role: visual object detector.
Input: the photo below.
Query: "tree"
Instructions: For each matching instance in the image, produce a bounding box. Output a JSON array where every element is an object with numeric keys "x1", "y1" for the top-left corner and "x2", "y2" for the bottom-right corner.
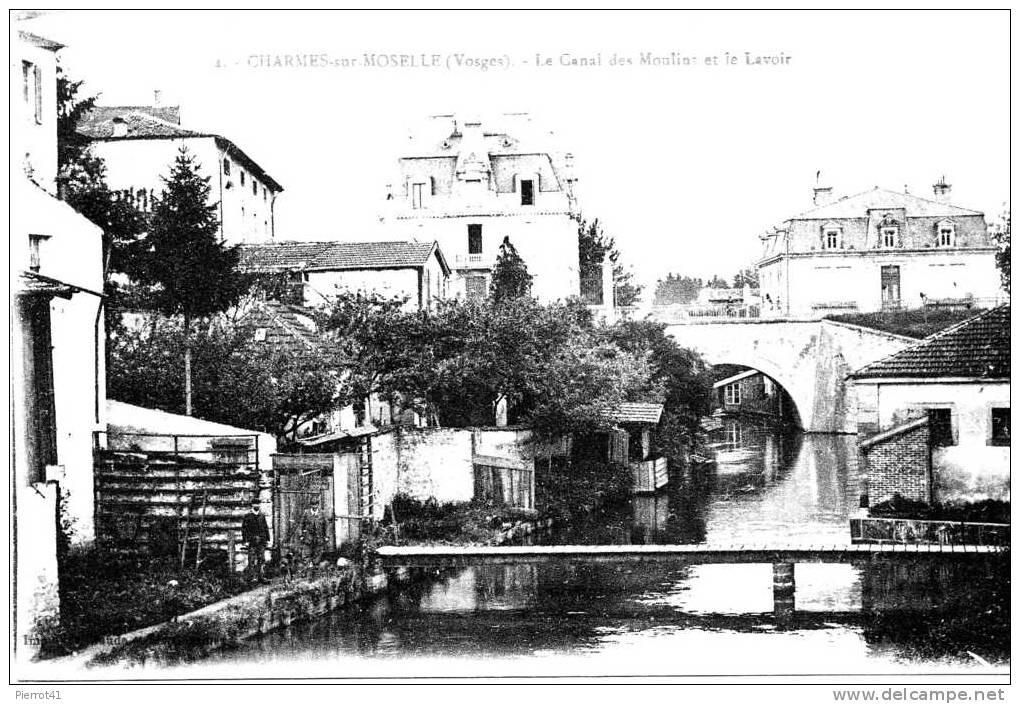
[
  {"x1": 653, "y1": 274, "x2": 704, "y2": 305},
  {"x1": 707, "y1": 275, "x2": 730, "y2": 289},
  {"x1": 489, "y1": 236, "x2": 533, "y2": 302},
  {"x1": 56, "y1": 66, "x2": 145, "y2": 314},
  {"x1": 732, "y1": 266, "x2": 760, "y2": 289},
  {"x1": 137, "y1": 147, "x2": 248, "y2": 414},
  {"x1": 992, "y1": 207, "x2": 1010, "y2": 294},
  {"x1": 576, "y1": 216, "x2": 644, "y2": 307},
  {"x1": 108, "y1": 316, "x2": 341, "y2": 441}
]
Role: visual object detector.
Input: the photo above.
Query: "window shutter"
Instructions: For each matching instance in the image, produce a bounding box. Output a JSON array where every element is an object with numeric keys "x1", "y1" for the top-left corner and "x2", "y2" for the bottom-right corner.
[
  {"x1": 430, "y1": 176, "x2": 436, "y2": 196},
  {"x1": 33, "y1": 64, "x2": 43, "y2": 124}
]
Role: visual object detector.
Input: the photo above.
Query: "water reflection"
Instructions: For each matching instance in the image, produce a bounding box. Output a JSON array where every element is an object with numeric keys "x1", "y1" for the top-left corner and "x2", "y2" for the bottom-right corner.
[{"x1": 197, "y1": 418, "x2": 1006, "y2": 673}]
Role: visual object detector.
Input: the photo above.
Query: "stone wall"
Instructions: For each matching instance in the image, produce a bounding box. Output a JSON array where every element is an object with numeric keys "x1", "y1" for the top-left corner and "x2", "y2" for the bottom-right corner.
[
  {"x1": 394, "y1": 428, "x2": 475, "y2": 504},
  {"x1": 860, "y1": 417, "x2": 931, "y2": 505}
]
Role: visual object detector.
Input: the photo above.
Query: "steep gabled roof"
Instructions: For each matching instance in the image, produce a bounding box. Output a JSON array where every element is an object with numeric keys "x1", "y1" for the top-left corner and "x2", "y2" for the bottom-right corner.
[
  {"x1": 240, "y1": 240, "x2": 450, "y2": 275},
  {"x1": 850, "y1": 305, "x2": 1010, "y2": 380},
  {"x1": 788, "y1": 187, "x2": 983, "y2": 221}
]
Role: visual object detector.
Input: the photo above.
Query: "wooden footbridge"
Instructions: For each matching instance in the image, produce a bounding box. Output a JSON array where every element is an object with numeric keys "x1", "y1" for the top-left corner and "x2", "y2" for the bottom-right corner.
[{"x1": 377, "y1": 542, "x2": 1005, "y2": 566}]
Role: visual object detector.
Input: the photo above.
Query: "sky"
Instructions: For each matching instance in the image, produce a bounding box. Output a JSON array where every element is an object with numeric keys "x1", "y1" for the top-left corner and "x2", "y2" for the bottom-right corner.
[{"x1": 23, "y1": 10, "x2": 1011, "y2": 292}]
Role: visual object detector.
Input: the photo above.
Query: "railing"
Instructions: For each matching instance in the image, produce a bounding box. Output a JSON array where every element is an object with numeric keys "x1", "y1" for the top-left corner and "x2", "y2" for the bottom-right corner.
[
  {"x1": 453, "y1": 253, "x2": 495, "y2": 269},
  {"x1": 850, "y1": 516, "x2": 1010, "y2": 546},
  {"x1": 649, "y1": 303, "x2": 761, "y2": 323}
]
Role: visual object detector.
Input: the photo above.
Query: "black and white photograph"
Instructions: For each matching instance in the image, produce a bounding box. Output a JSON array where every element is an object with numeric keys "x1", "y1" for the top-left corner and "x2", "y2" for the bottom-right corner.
[{"x1": 8, "y1": 8, "x2": 1012, "y2": 693}]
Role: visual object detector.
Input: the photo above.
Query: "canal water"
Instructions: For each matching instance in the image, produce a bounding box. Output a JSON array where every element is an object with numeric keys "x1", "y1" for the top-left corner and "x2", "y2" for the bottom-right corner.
[{"x1": 195, "y1": 418, "x2": 1008, "y2": 677}]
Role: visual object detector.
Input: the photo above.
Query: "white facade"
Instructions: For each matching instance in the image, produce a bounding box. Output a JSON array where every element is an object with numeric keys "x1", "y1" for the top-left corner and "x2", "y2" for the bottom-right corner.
[
  {"x1": 381, "y1": 114, "x2": 580, "y2": 302},
  {"x1": 758, "y1": 184, "x2": 1003, "y2": 318},
  {"x1": 854, "y1": 379, "x2": 1010, "y2": 503},
  {"x1": 305, "y1": 254, "x2": 448, "y2": 311},
  {"x1": 12, "y1": 28, "x2": 107, "y2": 658},
  {"x1": 84, "y1": 122, "x2": 282, "y2": 244}
]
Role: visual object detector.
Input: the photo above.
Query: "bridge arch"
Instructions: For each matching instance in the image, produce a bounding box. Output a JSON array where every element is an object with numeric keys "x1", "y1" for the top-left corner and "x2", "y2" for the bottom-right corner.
[{"x1": 709, "y1": 354, "x2": 807, "y2": 429}]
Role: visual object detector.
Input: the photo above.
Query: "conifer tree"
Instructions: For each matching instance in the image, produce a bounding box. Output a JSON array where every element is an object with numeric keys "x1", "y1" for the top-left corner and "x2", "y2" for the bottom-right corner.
[
  {"x1": 139, "y1": 147, "x2": 247, "y2": 414},
  {"x1": 489, "y1": 236, "x2": 533, "y2": 302}
]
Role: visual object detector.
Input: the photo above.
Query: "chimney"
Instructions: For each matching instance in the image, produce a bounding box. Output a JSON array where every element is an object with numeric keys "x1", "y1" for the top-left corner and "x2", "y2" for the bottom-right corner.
[
  {"x1": 812, "y1": 170, "x2": 833, "y2": 206},
  {"x1": 153, "y1": 89, "x2": 162, "y2": 107},
  {"x1": 933, "y1": 176, "x2": 951, "y2": 203}
]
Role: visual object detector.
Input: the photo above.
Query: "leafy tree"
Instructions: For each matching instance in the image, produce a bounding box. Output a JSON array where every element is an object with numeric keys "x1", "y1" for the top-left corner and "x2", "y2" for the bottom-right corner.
[
  {"x1": 653, "y1": 274, "x2": 704, "y2": 305},
  {"x1": 489, "y1": 236, "x2": 533, "y2": 302},
  {"x1": 108, "y1": 315, "x2": 341, "y2": 441},
  {"x1": 136, "y1": 147, "x2": 248, "y2": 414},
  {"x1": 732, "y1": 266, "x2": 760, "y2": 289},
  {"x1": 55, "y1": 66, "x2": 145, "y2": 317},
  {"x1": 707, "y1": 275, "x2": 730, "y2": 289},
  {"x1": 576, "y1": 216, "x2": 644, "y2": 307},
  {"x1": 992, "y1": 207, "x2": 1010, "y2": 294}
]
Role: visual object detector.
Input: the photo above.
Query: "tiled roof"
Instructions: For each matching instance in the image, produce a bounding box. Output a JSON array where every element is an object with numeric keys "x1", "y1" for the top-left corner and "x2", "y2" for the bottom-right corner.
[
  {"x1": 241, "y1": 301, "x2": 323, "y2": 357},
  {"x1": 850, "y1": 305, "x2": 1010, "y2": 380},
  {"x1": 77, "y1": 106, "x2": 195, "y2": 139},
  {"x1": 240, "y1": 240, "x2": 444, "y2": 273},
  {"x1": 308, "y1": 241, "x2": 439, "y2": 271},
  {"x1": 612, "y1": 402, "x2": 665, "y2": 424},
  {"x1": 77, "y1": 106, "x2": 284, "y2": 192},
  {"x1": 238, "y1": 242, "x2": 335, "y2": 271},
  {"x1": 789, "y1": 187, "x2": 983, "y2": 221}
]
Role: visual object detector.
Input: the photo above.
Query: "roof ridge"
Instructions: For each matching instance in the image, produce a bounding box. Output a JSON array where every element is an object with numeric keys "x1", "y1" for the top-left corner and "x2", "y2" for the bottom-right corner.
[
  {"x1": 849, "y1": 303, "x2": 1010, "y2": 378},
  {"x1": 789, "y1": 186, "x2": 982, "y2": 220}
]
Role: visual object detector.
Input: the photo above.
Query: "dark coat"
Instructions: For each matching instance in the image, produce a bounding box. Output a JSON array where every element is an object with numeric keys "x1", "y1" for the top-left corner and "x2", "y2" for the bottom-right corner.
[{"x1": 241, "y1": 511, "x2": 270, "y2": 545}]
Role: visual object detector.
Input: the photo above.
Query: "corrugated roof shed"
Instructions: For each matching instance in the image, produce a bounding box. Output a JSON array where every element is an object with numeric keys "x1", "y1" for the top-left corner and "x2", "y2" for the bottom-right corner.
[
  {"x1": 850, "y1": 305, "x2": 1010, "y2": 380},
  {"x1": 612, "y1": 402, "x2": 665, "y2": 424}
]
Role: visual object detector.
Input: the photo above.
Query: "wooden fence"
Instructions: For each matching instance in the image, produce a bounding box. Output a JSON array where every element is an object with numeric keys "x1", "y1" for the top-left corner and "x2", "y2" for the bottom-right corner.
[
  {"x1": 94, "y1": 436, "x2": 260, "y2": 560},
  {"x1": 630, "y1": 456, "x2": 668, "y2": 493},
  {"x1": 473, "y1": 454, "x2": 534, "y2": 510}
]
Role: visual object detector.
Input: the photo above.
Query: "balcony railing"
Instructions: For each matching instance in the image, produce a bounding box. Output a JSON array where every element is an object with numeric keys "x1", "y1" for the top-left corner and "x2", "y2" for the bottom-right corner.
[{"x1": 453, "y1": 253, "x2": 495, "y2": 270}]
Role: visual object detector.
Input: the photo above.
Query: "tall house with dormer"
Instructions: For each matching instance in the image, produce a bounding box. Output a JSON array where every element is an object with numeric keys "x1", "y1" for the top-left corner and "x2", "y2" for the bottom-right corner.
[
  {"x1": 382, "y1": 114, "x2": 580, "y2": 302},
  {"x1": 76, "y1": 103, "x2": 283, "y2": 244},
  {"x1": 758, "y1": 180, "x2": 1002, "y2": 318}
]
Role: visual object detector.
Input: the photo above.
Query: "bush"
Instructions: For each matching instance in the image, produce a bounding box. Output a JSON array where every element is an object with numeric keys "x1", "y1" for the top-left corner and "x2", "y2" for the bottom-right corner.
[{"x1": 870, "y1": 494, "x2": 1010, "y2": 523}]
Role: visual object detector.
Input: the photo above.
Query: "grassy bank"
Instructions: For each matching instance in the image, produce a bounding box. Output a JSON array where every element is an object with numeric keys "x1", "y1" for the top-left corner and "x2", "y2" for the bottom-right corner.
[{"x1": 826, "y1": 308, "x2": 988, "y2": 339}]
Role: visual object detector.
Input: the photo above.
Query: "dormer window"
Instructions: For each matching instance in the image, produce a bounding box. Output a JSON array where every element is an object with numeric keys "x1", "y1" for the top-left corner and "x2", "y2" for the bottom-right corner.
[
  {"x1": 881, "y1": 226, "x2": 899, "y2": 248},
  {"x1": 936, "y1": 220, "x2": 956, "y2": 247},
  {"x1": 822, "y1": 224, "x2": 843, "y2": 249}
]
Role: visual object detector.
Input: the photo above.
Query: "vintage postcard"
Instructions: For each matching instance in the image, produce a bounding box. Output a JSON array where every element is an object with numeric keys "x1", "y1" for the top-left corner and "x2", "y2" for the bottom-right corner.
[{"x1": 8, "y1": 8, "x2": 1011, "y2": 694}]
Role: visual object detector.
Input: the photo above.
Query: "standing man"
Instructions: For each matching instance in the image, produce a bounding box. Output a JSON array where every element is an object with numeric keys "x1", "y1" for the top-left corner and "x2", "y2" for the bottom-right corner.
[{"x1": 241, "y1": 500, "x2": 270, "y2": 584}]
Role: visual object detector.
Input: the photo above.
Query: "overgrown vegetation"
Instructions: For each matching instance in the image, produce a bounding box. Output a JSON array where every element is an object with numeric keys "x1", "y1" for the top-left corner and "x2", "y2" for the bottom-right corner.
[
  {"x1": 826, "y1": 307, "x2": 991, "y2": 339},
  {"x1": 42, "y1": 547, "x2": 245, "y2": 658},
  {"x1": 382, "y1": 495, "x2": 533, "y2": 545},
  {"x1": 869, "y1": 495, "x2": 1010, "y2": 524}
]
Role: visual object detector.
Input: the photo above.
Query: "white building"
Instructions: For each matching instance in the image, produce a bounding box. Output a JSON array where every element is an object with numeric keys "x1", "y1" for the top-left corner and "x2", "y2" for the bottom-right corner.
[
  {"x1": 850, "y1": 305, "x2": 1010, "y2": 505},
  {"x1": 758, "y1": 180, "x2": 1002, "y2": 318},
  {"x1": 76, "y1": 103, "x2": 283, "y2": 244},
  {"x1": 239, "y1": 240, "x2": 450, "y2": 311},
  {"x1": 12, "y1": 27, "x2": 107, "y2": 657},
  {"x1": 381, "y1": 114, "x2": 581, "y2": 303}
]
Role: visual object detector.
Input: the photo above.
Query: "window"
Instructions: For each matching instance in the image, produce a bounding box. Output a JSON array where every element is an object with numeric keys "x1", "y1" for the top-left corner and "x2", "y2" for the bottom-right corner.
[
  {"x1": 240, "y1": 171, "x2": 246, "y2": 187},
  {"x1": 468, "y1": 224, "x2": 483, "y2": 254},
  {"x1": 254, "y1": 328, "x2": 267, "y2": 342},
  {"x1": 928, "y1": 408, "x2": 955, "y2": 446},
  {"x1": 223, "y1": 159, "x2": 231, "y2": 176},
  {"x1": 263, "y1": 186, "x2": 267, "y2": 201},
  {"x1": 937, "y1": 222, "x2": 956, "y2": 247},
  {"x1": 724, "y1": 382, "x2": 741, "y2": 405},
  {"x1": 22, "y1": 61, "x2": 42, "y2": 124},
  {"x1": 724, "y1": 421, "x2": 742, "y2": 448},
  {"x1": 252, "y1": 179, "x2": 258, "y2": 196},
  {"x1": 520, "y1": 179, "x2": 534, "y2": 206},
  {"x1": 352, "y1": 399, "x2": 367, "y2": 427},
  {"x1": 411, "y1": 182, "x2": 425, "y2": 209},
  {"x1": 823, "y1": 227, "x2": 843, "y2": 249},
  {"x1": 881, "y1": 226, "x2": 898, "y2": 248},
  {"x1": 29, "y1": 234, "x2": 47, "y2": 272},
  {"x1": 991, "y1": 408, "x2": 1010, "y2": 446}
]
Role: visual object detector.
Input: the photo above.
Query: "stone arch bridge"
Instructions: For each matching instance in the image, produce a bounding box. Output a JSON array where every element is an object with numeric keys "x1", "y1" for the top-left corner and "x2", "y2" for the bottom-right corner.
[{"x1": 665, "y1": 319, "x2": 915, "y2": 433}]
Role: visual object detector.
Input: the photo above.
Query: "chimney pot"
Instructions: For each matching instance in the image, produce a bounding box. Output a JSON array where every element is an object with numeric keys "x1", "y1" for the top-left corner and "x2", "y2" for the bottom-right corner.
[
  {"x1": 813, "y1": 185, "x2": 834, "y2": 207},
  {"x1": 933, "y1": 176, "x2": 952, "y2": 203}
]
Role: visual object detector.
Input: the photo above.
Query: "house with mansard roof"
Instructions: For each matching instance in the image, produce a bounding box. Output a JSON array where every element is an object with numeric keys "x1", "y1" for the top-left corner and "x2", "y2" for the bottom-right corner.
[
  {"x1": 758, "y1": 179, "x2": 1003, "y2": 318},
  {"x1": 239, "y1": 239, "x2": 450, "y2": 310},
  {"x1": 849, "y1": 305, "x2": 1010, "y2": 507},
  {"x1": 76, "y1": 101, "x2": 283, "y2": 244}
]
